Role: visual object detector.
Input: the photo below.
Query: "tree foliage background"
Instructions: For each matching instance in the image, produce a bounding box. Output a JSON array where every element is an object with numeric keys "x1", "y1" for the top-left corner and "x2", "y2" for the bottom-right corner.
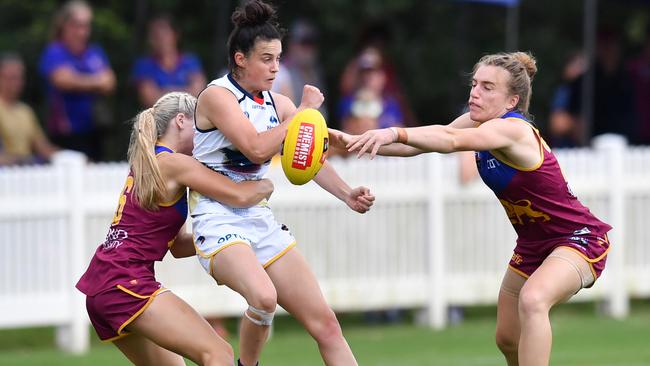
[{"x1": 0, "y1": 0, "x2": 648, "y2": 160}]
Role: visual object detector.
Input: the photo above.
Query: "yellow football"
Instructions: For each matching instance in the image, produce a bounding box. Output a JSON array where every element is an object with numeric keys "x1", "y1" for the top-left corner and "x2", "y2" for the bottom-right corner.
[{"x1": 280, "y1": 108, "x2": 329, "y2": 185}]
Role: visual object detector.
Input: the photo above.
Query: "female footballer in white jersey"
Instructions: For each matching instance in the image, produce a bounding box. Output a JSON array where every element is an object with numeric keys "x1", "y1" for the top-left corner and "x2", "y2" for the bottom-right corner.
[{"x1": 190, "y1": 1, "x2": 374, "y2": 365}]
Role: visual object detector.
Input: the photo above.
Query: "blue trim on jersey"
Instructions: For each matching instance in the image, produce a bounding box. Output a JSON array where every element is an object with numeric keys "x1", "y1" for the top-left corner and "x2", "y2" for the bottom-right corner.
[
  {"x1": 267, "y1": 91, "x2": 278, "y2": 117},
  {"x1": 502, "y1": 110, "x2": 526, "y2": 120},
  {"x1": 227, "y1": 73, "x2": 257, "y2": 102},
  {"x1": 173, "y1": 193, "x2": 189, "y2": 219},
  {"x1": 475, "y1": 110, "x2": 528, "y2": 194},
  {"x1": 154, "y1": 144, "x2": 188, "y2": 217},
  {"x1": 155, "y1": 145, "x2": 174, "y2": 154},
  {"x1": 194, "y1": 85, "x2": 218, "y2": 133},
  {"x1": 475, "y1": 150, "x2": 517, "y2": 194}
]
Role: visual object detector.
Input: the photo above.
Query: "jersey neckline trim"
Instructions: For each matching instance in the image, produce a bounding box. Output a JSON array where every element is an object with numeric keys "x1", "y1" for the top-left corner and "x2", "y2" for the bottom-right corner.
[
  {"x1": 485, "y1": 112, "x2": 544, "y2": 172},
  {"x1": 227, "y1": 73, "x2": 265, "y2": 104},
  {"x1": 155, "y1": 143, "x2": 174, "y2": 155}
]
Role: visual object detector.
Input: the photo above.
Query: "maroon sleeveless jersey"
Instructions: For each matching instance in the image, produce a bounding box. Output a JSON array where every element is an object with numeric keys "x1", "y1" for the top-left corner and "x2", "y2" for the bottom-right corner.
[
  {"x1": 475, "y1": 111, "x2": 612, "y2": 244},
  {"x1": 77, "y1": 146, "x2": 188, "y2": 296}
]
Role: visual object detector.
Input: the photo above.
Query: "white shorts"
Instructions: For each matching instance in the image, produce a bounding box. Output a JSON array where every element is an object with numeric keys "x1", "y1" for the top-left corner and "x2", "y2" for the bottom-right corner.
[{"x1": 191, "y1": 204, "x2": 296, "y2": 276}]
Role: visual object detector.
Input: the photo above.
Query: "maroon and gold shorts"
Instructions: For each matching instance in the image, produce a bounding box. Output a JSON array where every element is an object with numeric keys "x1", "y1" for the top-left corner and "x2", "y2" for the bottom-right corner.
[
  {"x1": 85, "y1": 278, "x2": 168, "y2": 342},
  {"x1": 509, "y1": 232, "x2": 610, "y2": 285}
]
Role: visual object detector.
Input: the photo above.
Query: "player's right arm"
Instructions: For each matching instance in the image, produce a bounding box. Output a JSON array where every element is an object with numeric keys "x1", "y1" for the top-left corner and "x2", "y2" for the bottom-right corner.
[
  {"x1": 196, "y1": 85, "x2": 323, "y2": 164},
  {"x1": 329, "y1": 112, "x2": 478, "y2": 158},
  {"x1": 196, "y1": 87, "x2": 288, "y2": 164},
  {"x1": 159, "y1": 153, "x2": 273, "y2": 207},
  {"x1": 329, "y1": 128, "x2": 424, "y2": 157}
]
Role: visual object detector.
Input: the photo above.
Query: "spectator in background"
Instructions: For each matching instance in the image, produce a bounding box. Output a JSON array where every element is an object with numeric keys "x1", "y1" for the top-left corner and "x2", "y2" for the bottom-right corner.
[
  {"x1": 547, "y1": 51, "x2": 585, "y2": 148},
  {"x1": 566, "y1": 28, "x2": 636, "y2": 143},
  {"x1": 272, "y1": 19, "x2": 327, "y2": 118},
  {"x1": 340, "y1": 47, "x2": 406, "y2": 324},
  {"x1": 339, "y1": 21, "x2": 416, "y2": 127},
  {"x1": 131, "y1": 14, "x2": 206, "y2": 108},
  {"x1": 627, "y1": 26, "x2": 650, "y2": 145},
  {"x1": 0, "y1": 133, "x2": 15, "y2": 166},
  {"x1": 0, "y1": 53, "x2": 58, "y2": 165},
  {"x1": 39, "y1": 0, "x2": 115, "y2": 162},
  {"x1": 338, "y1": 47, "x2": 404, "y2": 135},
  {"x1": 271, "y1": 63, "x2": 295, "y2": 101}
]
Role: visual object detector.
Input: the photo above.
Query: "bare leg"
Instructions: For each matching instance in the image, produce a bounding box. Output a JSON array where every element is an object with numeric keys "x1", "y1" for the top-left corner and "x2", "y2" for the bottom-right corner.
[
  {"x1": 266, "y1": 248, "x2": 357, "y2": 366},
  {"x1": 114, "y1": 291, "x2": 234, "y2": 366},
  {"x1": 114, "y1": 333, "x2": 185, "y2": 366},
  {"x1": 518, "y1": 247, "x2": 588, "y2": 366},
  {"x1": 495, "y1": 269, "x2": 526, "y2": 366},
  {"x1": 211, "y1": 244, "x2": 277, "y2": 366}
]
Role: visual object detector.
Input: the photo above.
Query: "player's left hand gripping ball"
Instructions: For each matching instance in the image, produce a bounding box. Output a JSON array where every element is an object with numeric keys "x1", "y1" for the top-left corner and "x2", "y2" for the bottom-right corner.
[{"x1": 281, "y1": 108, "x2": 329, "y2": 185}]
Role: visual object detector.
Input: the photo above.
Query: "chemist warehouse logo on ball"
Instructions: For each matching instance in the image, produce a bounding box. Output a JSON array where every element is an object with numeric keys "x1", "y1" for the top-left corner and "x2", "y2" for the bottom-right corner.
[{"x1": 291, "y1": 122, "x2": 316, "y2": 170}]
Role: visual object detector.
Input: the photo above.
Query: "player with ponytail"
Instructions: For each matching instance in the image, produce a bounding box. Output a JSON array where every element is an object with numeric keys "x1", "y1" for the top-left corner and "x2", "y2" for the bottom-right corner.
[
  {"x1": 341, "y1": 52, "x2": 612, "y2": 366},
  {"x1": 190, "y1": 1, "x2": 374, "y2": 365},
  {"x1": 77, "y1": 91, "x2": 274, "y2": 365}
]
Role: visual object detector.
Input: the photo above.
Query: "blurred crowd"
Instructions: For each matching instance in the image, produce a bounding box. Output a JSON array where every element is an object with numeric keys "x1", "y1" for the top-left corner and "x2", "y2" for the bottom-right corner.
[
  {"x1": 547, "y1": 27, "x2": 650, "y2": 148},
  {"x1": 2, "y1": 0, "x2": 650, "y2": 170}
]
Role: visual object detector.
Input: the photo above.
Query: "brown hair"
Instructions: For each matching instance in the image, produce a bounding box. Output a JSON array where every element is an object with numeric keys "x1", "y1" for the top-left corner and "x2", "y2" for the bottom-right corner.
[
  {"x1": 227, "y1": 0, "x2": 285, "y2": 77},
  {"x1": 127, "y1": 92, "x2": 196, "y2": 210},
  {"x1": 473, "y1": 51, "x2": 537, "y2": 115}
]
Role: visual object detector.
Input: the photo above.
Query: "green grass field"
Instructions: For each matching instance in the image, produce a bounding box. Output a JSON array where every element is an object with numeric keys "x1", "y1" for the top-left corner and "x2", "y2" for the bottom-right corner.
[{"x1": 2, "y1": 301, "x2": 650, "y2": 366}]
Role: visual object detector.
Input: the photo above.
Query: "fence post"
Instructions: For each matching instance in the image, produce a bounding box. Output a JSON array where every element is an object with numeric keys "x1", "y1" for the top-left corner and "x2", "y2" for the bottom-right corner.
[
  {"x1": 425, "y1": 153, "x2": 447, "y2": 329},
  {"x1": 592, "y1": 134, "x2": 628, "y2": 318},
  {"x1": 52, "y1": 151, "x2": 90, "y2": 353}
]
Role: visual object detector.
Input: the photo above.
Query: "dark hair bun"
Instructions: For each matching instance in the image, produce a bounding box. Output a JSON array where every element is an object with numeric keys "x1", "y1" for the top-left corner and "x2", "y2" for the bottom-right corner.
[{"x1": 231, "y1": 0, "x2": 276, "y2": 27}]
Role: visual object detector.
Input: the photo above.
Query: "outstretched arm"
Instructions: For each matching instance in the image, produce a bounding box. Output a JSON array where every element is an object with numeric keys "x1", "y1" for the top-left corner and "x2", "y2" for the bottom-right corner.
[
  {"x1": 329, "y1": 128, "x2": 424, "y2": 157},
  {"x1": 312, "y1": 161, "x2": 375, "y2": 214},
  {"x1": 330, "y1": 113, "x2": 479, "y2": 158},
  {"x1": 347, "y1": 117, "x2": 525, "y2": 159}
]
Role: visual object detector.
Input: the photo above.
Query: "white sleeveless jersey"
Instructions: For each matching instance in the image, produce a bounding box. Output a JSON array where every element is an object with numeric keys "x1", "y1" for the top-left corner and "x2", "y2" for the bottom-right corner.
[{"x1": 193, "y1": 73, "x2": 280, "y2": 182}]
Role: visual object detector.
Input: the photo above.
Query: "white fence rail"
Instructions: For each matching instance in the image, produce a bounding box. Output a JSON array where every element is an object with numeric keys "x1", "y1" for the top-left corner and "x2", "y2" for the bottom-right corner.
[{"x1": 2, "y1": 136, "x2": 650, "y2": 353}]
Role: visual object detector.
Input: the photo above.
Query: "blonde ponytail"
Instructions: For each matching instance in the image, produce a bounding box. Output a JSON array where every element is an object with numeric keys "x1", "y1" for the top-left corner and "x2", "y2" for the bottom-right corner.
[
  {"x1": 128, "y1": 108, "x2": 167, "y2": 211},
  {"x1": 126, "y1": 92, "x2": 197, "y2": 211}
]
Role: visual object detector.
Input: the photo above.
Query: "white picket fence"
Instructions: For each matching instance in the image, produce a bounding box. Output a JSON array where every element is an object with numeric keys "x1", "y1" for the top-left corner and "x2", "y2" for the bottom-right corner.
[{"x1": 1, "y1": 135, "x2": 649, "y2": 354}]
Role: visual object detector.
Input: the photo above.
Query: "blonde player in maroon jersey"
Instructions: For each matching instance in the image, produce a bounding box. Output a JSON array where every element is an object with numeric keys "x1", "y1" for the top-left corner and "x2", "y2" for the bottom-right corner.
[
  {"x1": 338, "y1": 52, "x2": 612, "y2": 366},
  {"x1": 77, "y1": 92, "x2": 274, "y2": 366}
]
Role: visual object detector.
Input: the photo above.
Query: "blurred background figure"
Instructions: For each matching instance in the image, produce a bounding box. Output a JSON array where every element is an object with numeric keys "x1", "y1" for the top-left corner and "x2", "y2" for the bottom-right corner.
[
  {"x1": 340, "y1": 48, "x2": 408, "y2": 323},
  {"x1": 0, "y1": 53, "x2": 58, "y2": 165},
  {"x1": 0, "y1": 138, "x2": 11, "y2": 165},
  {"x1": 273, "y1": 19, "x2": 327, "y2": 118},
  {"x1": 339, "y1": 21, "x2": 416, "y2": 128},
  {"x1": 458, "y1": 151, "x2": 479, "y2": 185},
  {"x1": 38, "y1": 0, "x2": 115, "y2": 162},
  {"x1": 566, "y1": 27, "x2": 636, "y2": 143},
  {"x1": 331, "y1": 46, "x2": 406, "y2": 158},
  {"x1": 627, "y1": 25, "x2": 650, "y2": 145},
  {"x1": 547, "y1": 51, "x2": 586, "y2": 148},
  {"x1": 338, "y1": 47, "x2": 404, "y2": 136},
  {"x1": 131, "y1": 14, "x2": 206, "y2": 108},
  {"x1": 271, "y1": 63, "x2": 295, "y2": 101}
]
